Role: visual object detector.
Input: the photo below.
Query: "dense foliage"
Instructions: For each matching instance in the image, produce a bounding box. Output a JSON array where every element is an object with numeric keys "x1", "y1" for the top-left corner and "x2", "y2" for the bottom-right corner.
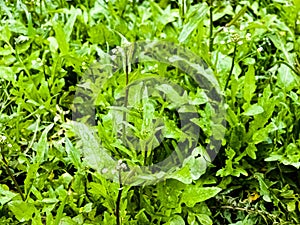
[{"x1": 0, "y1": 0, "x2": 300, "y2": 224}]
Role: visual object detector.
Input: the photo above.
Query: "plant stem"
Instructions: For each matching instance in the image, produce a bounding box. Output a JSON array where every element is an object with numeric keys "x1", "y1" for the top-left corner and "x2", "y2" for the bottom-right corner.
[
  {"x1": 272, "y1": 60, "x2": 299, "y2": 75},
  {"x1": 1, "y1": 152, "x2": 25, "y2": 201},
  {"x1": 116, "y1": 169, "x2": 123, "y2": 225},
  {"x1": 122, "y1": 53, "x2": 129, "y2": 144},
  {"x1": 209, "y1": 0, "x2": 214, "y2": 52},
  {"x1": 224, "y1": 43, "x2": 237, "y2": 91}
]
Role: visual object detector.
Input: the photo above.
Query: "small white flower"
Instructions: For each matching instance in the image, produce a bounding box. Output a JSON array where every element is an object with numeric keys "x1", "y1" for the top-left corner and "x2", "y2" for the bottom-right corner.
[
  {"x1": 246, "y1": 33, "x2": 251, "y2": 41},
  {"x1": 81, "y1": 62, "x2": 87, "y2": 69},
  {"x1": 220, "y1": 40, "x2": 226, "y2": 45},
  {"x1": 0, "y1": 135, "x2": 7, "y2": 142},
  {"x1": 102, "y1": 168, "x2": 108, "y2": 174},
  {"x1": 257, "y1": 46, "x2": 263, "y2": 53},
  {"x1": 120, "y1": 163, "x2": 127, "y2": 170},
  {"x1": 238, "y1": 40, "x2": 243, "y2": 45},
  {"x1": 7, "y1": 143, "x2": 12, "y2": 148}
]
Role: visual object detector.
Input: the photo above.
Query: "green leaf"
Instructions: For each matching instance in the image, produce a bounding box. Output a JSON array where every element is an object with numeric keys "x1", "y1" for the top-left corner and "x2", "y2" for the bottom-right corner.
[
  {"x1": 168, "y1": 215, "x2": 185, "y2": 225},
  {"x1": 34, "y1": 124, "x2": 54, "y2": 164},
  {"x1": 229, "y1": 123, "x2": 245, "y2": 150},
  {"x1": 53, "y1": 22, "x2": 69, "y2": 55},
  {"x1": 0, "y1": 25, "x2": 11, "y2": 42},
  {"x1": 65, "y1": 137, "x2": 81, "y2": 169},
  {"x1": 181, "y1": 186, "x2": 222, "y2": 207},
  {"x1": 254, "y1": 173, "x2": 272, "y2": 202},
  {"x1": 64, "y1": 7, "x2": 80, "y2": 42},
  {"x1": 243, "y1": 104, "x2": 264, "y2": 116},
  {"x1": 196, "y1": 214, "x2": 213, "y2": 225},
  {"x1": 0, "y1": 66, "x2": 15, "y2": 81},
  {"x1": 0, "y1": 185, "x2": 18, "y2": 205},
  {"x1": 82, "y1": 203, "x2": 93, "y2": 213},
  {"x1": 252, "y1": 127, "x2": 270, "y2": 144},
  {"x1": 276, "y1": 64, "x2": 296, "y2": 91},
  {"x1": 243, "y1": 65, "x2": 256, "y2": 103},
  {"x1": 179, "y1": 4, "x2": 209, "y2": 42},
  {"x1": 183, "y1": 155, "x2": 207, "y2": 180},
  {"x1": 8, "y1": 200, "x2": 36, "y2": 222},
  {"x1": 156, "y1": 84, "x2": 187, "y2": 108},
  {"x1": 72, "y1": 122, "x2": 116, "y2": 175},
  {"x1": 245, "y1": 143, "x2": 257, "y2": 159},
  {"x1": 226, "y1": 5, "x2": 247, "y2": 27},
  {"x1": 166, "y1": 166, "x2": 192, "y2": 184},
  {"x1": 287, "y1": 200, "x2": 296, "y2": 212},
  {"x1": 24, "y1": 163, "x2": 39, "y2": 197},
  {"x1": 269, "y1": 34, "x2": 294, "y2": 65}
]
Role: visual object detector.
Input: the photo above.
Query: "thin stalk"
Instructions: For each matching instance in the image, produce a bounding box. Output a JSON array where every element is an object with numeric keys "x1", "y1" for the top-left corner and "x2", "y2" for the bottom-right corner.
[
  {"x1": 224, "y1": 43, "x2": 237, "y2": 91},
  {"x1": 1, "y1": 151, "x2": 25, "y2": 201},
  {"x1": 122, "y1": 44, "x2": 135, "y2": 145},
  {"x1": 209, "y1": 0, "x2": 214, "y2": 52},
  {"x1": 39, "y1": 0, "x2": 43, "y2": 25},
  {"x1": 272, "y1": 60, "x2": 299, "y2": 76},
  {"x1": 122, "y1": 53, "x2": 129, "y2": 144},
  {"x1": 116, "y1": 169, "x2": 123, "y2": 225}
]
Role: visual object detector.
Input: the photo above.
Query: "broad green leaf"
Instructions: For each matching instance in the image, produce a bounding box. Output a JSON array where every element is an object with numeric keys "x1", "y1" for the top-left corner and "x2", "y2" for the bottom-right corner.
[
  {"x1": 53, "y1": 22, "x2": 69, "y2": 55},
  {"x1": 0, "y1": 25, "x2": 11, "y2": 42},
  {"x1": 47, "y1": 37, "x2": 59, "y2": 53},
  {"x1": 34, "y1": 124, "x2": 54, "y2": 164},
  {"x1": 293, "y1": 0, "x2": 300, "y2": 10},
  {"x1": 252, "y1": 125, "x2": 273, "y2": 144},
  {"x1": 0, "y1": 185, "x2": 18, "y2": 205},
  {"x1": 8, "y1": 200, "x2": 36, "y2": 222},
  {"x1": 72, "y1": 122, "x2": 116, "y2": 177},
  {"x1": 269, "y1": 34, "x2": 294, "y2": 65},
  {"x1": 245, "y1": 143, "x2": 257, "y2": 159},
  {"x1": 88, "y1": 182, "x2": 108, "y2": 200},
  {"x1": 229, "y1": 123, "x2": 245, "y2": 150},
  {"x1": 179, "y1": 4, "x2": 209, "y2": 42},
  {"x1": 57, "y1": 216, "x2": 76, "y2": 225},
  {"x1": 65, "y1": 137, "x2": 81, "y2": 169},
  {"x1": 24, "y1": 163, "x2": 39, "y2": 197},
  {"x1": 276, "y1": 64, "x2": 296, "y2": 91},
  {"x1": 64, "y1": 7, "x2": 81, "y2": 42},
  {"x1": 243, "y1": 104, "x2": 264, "y2": 116},
  {"x1": 181, "y1": 186, "x2": 222, "y2": 207},
  {"x1": 226, "y1": 105, "x2": 239, "y2": 127},
  {"x1": 32, "y1": 212, "x2": 43, "y2": 225},
  {"x1": 254, "y1": 173, "x2": 272, "y2": 202},
  {"x1": 166, "y1": 165, "x2": 192, "y2": 184},
  {"x1": 82, "y1": 203, "x2": 93, "y2": 213},
  {"x1": 287, "y1": 201, "x2": 296, "y2": 212},
  {"x1": 196, "y1": 214, "x2": 213, "y2": 225},
  {"x1": 267, "y1": 143, "x2": 300, "y2": 169},
  {"x1": 156, "y1": 84, "x2": 187, "y2": 108},
  {"x1": 168, "y1": 215, "x2": 185, "y2": 225},
  {"x1": 183, "y1": 155, "x2": 207, "y2": 180},
  {"x1": 243, "y1": 65, "x2": 256, "y2": 103},
  {"x1": 0, "y1": 66, "x2": 15, "y2": 81}
]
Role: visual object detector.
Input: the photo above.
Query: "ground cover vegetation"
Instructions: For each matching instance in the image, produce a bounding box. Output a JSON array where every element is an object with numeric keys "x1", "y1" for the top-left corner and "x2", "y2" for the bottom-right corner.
[{"x1": 0, "y1": 0, "x2": 300, "y2": 224}]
